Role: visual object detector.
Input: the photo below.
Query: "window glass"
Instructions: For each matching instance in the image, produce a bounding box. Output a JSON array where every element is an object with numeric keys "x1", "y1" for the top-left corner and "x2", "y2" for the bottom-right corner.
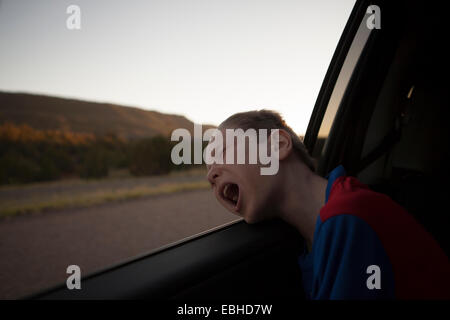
[
  {"x1": 312, "y1": 12, "x2": 373, "y2": 160},
  {"x1": 0, "y1": 0, "x2": 355, "y2": 298}
]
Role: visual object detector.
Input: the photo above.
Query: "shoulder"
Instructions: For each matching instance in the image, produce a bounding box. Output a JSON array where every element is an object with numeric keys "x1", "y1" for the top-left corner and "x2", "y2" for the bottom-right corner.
[
  {"x1": 311, "y1": 214, "x2": 395, "y2": 299},
  {"x1": 318, "y1": 175, "x2": 450, "y2": 299},
  {"x1": 320, "y1": 176, "x2": 408, "y2": 228}
]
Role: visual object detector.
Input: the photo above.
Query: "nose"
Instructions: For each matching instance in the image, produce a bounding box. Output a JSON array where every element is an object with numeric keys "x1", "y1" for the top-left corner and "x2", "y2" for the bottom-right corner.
[{"x1": 206, "y1": 164, "x2": 220, "y2": 185}]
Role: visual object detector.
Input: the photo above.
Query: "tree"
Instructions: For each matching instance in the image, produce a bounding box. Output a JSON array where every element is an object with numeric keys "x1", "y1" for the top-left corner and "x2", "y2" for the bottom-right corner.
[{"x1": 129, "y1": 136, "x2": 172, "y2": 176}]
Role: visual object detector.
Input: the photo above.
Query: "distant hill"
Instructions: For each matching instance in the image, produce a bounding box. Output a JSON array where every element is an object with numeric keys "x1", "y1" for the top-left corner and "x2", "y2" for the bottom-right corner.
[{"x1": 0, "y1": 92, "x2": 213, "y2": 140}]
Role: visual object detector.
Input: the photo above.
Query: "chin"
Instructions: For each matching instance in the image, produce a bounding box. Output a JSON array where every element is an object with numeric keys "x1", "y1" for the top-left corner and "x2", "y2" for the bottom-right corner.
[
  {"x1": 243, "y1": 211, "x2": 264, "y2": 224},
  {"x1": 244, "y1": 205, "x2": 276, "y2": 224},
  {"x1": 244, "y1": 217, "x2": 257, "y2": 224}
]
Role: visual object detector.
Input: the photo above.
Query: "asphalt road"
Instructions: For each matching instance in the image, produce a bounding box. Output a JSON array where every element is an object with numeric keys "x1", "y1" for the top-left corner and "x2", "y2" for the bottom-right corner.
[{"x1": 0, "y1": 189, "x2": 238, "y2": 299}]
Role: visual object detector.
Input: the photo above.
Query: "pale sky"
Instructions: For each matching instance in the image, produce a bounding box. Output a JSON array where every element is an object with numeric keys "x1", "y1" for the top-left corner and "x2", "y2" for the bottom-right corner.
[{"x1": 0, "y1": 0, "x2": 355, "y2": 134}]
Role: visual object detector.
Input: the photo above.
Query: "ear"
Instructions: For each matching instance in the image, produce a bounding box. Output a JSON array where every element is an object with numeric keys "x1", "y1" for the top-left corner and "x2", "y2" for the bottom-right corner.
[{"x1": 270, "y1": 129, "x2": 292, "y2": 161}]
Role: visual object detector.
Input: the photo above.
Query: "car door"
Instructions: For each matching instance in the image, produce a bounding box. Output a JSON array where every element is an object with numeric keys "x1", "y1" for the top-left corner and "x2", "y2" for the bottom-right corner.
[{"x1": 31, "y1": 0, "x2": 384, "y2": 300}]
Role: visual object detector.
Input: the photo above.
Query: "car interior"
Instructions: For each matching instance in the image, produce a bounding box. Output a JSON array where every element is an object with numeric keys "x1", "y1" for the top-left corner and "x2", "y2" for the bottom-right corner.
[
  {"x1": 31, "y1": 0, "x2": 449, "y2": 300},
  {"x1": 313, "y1": 0, "x2": 450, "y2": 257}
]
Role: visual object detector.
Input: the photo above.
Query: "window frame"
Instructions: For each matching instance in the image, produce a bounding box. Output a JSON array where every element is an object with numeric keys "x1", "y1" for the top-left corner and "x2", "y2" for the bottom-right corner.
[{"x1": 304, "y1": 0, "x2": 369, "y2": 159}]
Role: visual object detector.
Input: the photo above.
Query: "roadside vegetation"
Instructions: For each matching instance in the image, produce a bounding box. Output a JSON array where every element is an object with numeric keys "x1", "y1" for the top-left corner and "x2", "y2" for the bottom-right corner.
[
  {"x1": 0, "y1": 178, "x2": 209, "y2": 218},
  {"x1": 0, "y1": 122, "x2": 196, "y2": 185},
  {"x1": 0, "y1": 122, "x2": 208, "y2": 218}
]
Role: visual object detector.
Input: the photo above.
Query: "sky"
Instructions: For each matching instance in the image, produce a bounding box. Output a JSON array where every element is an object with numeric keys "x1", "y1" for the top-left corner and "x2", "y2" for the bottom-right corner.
[{"x1": 0, "y1": 0, "x2": 355, "y2": 134}]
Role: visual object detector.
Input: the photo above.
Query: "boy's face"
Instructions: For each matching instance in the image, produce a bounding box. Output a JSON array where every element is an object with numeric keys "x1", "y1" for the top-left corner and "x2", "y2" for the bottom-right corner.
[{"x1": 206, "y1": 127, "x2": 278, "y2": 223}]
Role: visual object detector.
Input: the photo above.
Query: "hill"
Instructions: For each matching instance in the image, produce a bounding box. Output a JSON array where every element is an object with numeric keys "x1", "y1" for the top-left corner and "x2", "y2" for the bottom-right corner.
[{"x1": 0, "y1": 92, "x2": 212, "y2": 140}]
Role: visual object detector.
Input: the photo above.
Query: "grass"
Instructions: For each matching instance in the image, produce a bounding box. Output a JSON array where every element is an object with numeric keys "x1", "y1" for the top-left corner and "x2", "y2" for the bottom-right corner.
[
  {"x1": 0, "y1": 167, "x2": 208, "y2": 191},
  {"x1": 0, "y1": 180, "x2": 210, "y2": 219}
]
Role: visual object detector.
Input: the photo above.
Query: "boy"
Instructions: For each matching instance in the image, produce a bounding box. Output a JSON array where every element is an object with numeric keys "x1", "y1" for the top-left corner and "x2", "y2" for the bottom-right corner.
[{"x1": 206, "y1": 110, "x2": 450, "y2": 299}]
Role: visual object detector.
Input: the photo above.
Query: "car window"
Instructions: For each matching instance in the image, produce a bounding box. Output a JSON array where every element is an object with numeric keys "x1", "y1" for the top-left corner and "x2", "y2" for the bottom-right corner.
[
  {"x1": 311, "y1": 9, "x2": 373, "y2": 161},
  {"x1": 0, "y1": 0, "x2": 355, "y2": 299}
]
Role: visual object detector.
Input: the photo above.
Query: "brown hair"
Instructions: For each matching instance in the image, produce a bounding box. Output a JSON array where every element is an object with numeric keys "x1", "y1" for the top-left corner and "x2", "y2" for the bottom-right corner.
[{"x1": 220, "y1": 110, "x2": 315, "y2": 171}]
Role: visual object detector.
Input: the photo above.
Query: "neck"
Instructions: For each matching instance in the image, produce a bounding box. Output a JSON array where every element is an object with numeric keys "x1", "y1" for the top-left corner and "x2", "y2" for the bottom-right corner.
[{"x1": 277, "y1": 160, "x2": 328, "y2": 252}]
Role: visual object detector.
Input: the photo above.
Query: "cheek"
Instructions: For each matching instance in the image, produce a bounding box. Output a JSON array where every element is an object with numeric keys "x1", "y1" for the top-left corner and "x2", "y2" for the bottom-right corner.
[
  {"x1": 240, "y1": 164, "x2": 262, "y2": 181},
  {"x1": 251, "y1": 176, "x2": 275, "y2": 206}
]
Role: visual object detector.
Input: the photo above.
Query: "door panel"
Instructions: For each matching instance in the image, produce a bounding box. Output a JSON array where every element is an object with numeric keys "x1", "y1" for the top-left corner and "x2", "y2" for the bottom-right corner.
[{"x1": 33, "y1": 220, "x2": 304, "y2": 299}]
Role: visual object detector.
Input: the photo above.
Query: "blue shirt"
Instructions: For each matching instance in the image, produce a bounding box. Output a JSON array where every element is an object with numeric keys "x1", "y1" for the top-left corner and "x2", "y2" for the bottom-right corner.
[{"x1": 298, "y1": 166, "x2": 395, "y2": 299}]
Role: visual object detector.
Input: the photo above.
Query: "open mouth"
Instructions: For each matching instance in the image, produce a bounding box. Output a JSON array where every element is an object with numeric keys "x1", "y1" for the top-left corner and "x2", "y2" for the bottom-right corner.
[{"x1": 221, "y1": 183, "x2": 240, "y2": 210}]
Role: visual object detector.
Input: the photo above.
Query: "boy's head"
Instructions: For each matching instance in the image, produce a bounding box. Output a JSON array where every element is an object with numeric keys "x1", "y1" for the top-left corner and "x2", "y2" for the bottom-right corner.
[{"x1": 206, "y1": 110, "x2": 315, "y2": 223}]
